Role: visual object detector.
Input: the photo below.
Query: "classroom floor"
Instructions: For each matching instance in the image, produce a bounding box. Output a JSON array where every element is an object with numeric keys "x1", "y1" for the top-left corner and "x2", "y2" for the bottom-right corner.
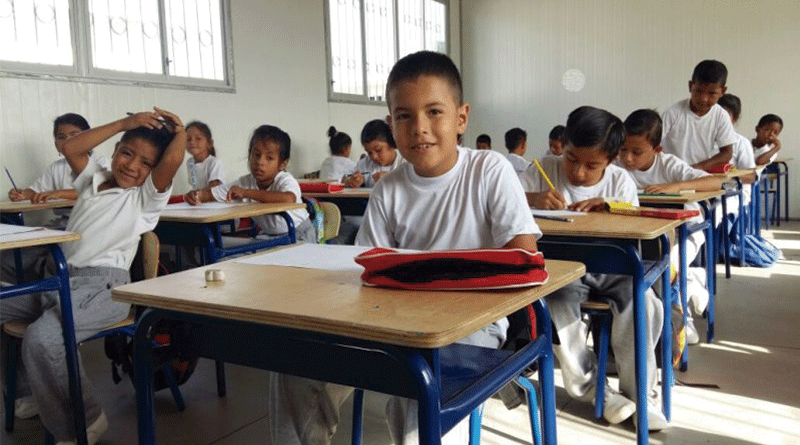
[{"x1": 3, "y1": 222, "x2": 800, "y2": 445}]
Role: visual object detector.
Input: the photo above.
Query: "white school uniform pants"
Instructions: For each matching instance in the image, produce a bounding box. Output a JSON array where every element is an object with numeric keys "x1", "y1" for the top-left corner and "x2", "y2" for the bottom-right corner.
[
  {"x1": 546, "y1": 274, "x2": 663, "y2": 402},
  {"x1": 0, "y1": 266, "x2": 130, "y2": 442},
  {"x1": 265, "y1": 323, "x2": 507, "y2": 445}
]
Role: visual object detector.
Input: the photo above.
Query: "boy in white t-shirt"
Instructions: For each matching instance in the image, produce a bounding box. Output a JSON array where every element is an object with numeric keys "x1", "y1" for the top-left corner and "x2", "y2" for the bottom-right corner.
[
  {"x1": 475, "y1": 133, "x2": 492, "y2": 150},
  {"x1": 1, "y1": 108, "x2": 185, "y2": 445},
  {"x1": 717, "y1": 94, "x2": 757, "y2": 206},
  {"x1": 520, "y1": 106, "x2": 668, "y2": 431},
  {"x1": 619, "y1": 109, "x2": 723, "y2": 344},
  {"x1": 505, "y1": 127, "x2": 531, "y2": 173},
  {"x1": 266, "y1": 51, "x2": 541, "y2": 445},
  {"x1": 752, "y1": 114, "x2": 784, "y2": 166},
  {"x1": 661, "y1": 60, "x2": 738, "y2": 171},
  {"x1": 546, "y1": 124, "x2": 567, "y2": 157}
]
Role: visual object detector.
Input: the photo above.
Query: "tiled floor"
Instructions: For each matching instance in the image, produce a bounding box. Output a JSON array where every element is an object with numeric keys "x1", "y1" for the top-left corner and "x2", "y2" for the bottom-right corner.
[{"x1": 3, "y1": 222, "x2": 800, "y2": 445}]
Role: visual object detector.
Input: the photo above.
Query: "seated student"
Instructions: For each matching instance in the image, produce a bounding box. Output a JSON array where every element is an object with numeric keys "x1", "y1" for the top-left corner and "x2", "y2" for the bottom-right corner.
[
  {"x1": 7, "y1": 113, "x2": 110, "y2": 215},
  {"x1": 505, "y1": 127, "x2": 530, "y2": 173},
  {"x1": 319, "y1": 126, "x2": 356, "y2": 181},
  {"x1": 717, "y1": 94, "x2": 757, "y2": 205},
  {"x1": 476, "y1": 133, "x2": 492, "y2": 150},
  {"x1": 184, "y1": 120, "x2": 225, "y2": 193},
  {"x1": 619, "y1": 109, "x2": 723, "y2": 344},
  {"x1": 547, "y1": 124, "x2": 567, "y2": 157},
  {"x1": 267, "y1": 51, "x2": 540, "y2": 445},
  {"x1": 661, "y1": 60, "x2": 738, "y2": 171},
  {"x1": 752, "y1": 114, "x2": 784, "y2": 166},
  {"x1": 187, "y1": 125, "x2": 314, "y2": 242},
  {"x1": 343, "y1": 119, "x2": 403, "y2": 188},
  {"x1": 0, "y1": 108, "x2": 185, "y2": 445},
  {"x1": 520, "y1": 106, "x2": 668, "y2": 431}
]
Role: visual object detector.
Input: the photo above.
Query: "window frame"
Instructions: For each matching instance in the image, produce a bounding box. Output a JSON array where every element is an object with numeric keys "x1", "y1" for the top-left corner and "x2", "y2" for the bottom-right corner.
[
  {"x1": 0, "y1": 0, "x2": 236, "y2": 93},
  {"x1": 324, "y1": 0, "x2": 449, "y2": 106}
]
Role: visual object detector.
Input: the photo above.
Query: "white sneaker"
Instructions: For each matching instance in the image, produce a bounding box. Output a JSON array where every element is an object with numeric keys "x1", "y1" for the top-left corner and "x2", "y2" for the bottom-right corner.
[
  {"x1": 14, "y1": 395, "x2": 39, "y2": 419},
  {"x1": 599, "y1": 386, "x2": 636, "y2": 424},
  {"x1": 685, "y1": 317, "x2": 700, "y2": 345},
  {"x1": 633, "y1": 396, "x2": 670, "y2": 432},
  {"x1": 55, "y1": 410, "x2": 108, "y2": 445}
]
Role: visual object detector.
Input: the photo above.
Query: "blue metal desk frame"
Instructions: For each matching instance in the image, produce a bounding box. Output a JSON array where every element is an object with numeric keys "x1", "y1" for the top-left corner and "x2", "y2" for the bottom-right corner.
[
  {"x1": 154, "y1": 212, "x2": 296, "y2": 265},
  {"x1": 537, "y1": 233, "x2": 673, "y2": 445},
  {"x1": 1, "y1": 244, "x2": 88, "y2": 445},
  {"x1": 130, "y1": 300, "x2": 560, "y2": 445}
]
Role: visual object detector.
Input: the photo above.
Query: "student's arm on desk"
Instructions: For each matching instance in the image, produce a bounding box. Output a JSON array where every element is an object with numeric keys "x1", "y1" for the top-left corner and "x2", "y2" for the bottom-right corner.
[
  {"x1": 227, "y1": 187, "x2": 296, "y2": 204},
  {"x1": 185, "y1": 187, "x2": 214, "y2": 205},
  {"x1": 643, "y1": 175, "x2": 724, "y2": 194},
  {"x1": 691, "y1": 144, "x2": 733, "y2": 171},
  {"x1": 504, "y1": 234, "x2": 538, "y2": 251},
  {"x1": 8, "y1": 188, "x2": 35, "y2": 201},
  {"x1": 755, "y1": 139, "x2": 781, "y2": 166},
  {"x1": 525, "y1": 190, "x2": 566, "y2": 210},
  {"x1": 30, "y1": 189, "x2": 78, "y2": 203}
]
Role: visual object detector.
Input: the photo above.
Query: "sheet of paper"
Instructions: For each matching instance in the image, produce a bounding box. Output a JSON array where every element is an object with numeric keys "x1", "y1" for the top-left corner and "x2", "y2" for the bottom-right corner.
[
  {"x1": 235, "y1": 244, "x2": 373, "y2": 272},
  {"x1": 0, "y1": 224, "x2": 46, "y2": 236},
  {"x1": 530, "y1": 209, "x2": 587, "y2": 218},
  {"x1": 166, "y1": 202, "x2": 245, "y2": 210}
]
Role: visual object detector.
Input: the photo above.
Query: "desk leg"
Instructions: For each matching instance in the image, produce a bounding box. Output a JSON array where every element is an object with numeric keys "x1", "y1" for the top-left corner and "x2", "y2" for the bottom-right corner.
[
  {"x1": 661, "y1": 234, "x2": 674, "y2": 420},
  {"x1": 678, "y1": 225, "x2": 689, "y2": 372},
  {"x1": 783, "y1": 163, "x2": 789, "y2": 222},
  {"x1": 52, "y1": 245, "x2": 90, "y2": 445},
  {"x1": 628, "y1": 243, "x2": 649, "y2": 444},
  {"x1": 533, "y1": 300, "x2": 557, "y2": 445},
  {"x1": 407, "y1": 352, "x2": 442, "y2": 445},
  {"x1": 280, "y1": 212, "x2": 297, "y2": 244},
  {"x1": 721, "y1": 195, "x2": 731, "y2": 278},
  {"x1": 763, "y1": 175, "x2": 770, "y2": 230},
  {"x1": 134, "y1": 310, "x2": 158, "y2": 445},
  {"x1": 737, "y1": 186, "x2": 745, "y2": 267}
]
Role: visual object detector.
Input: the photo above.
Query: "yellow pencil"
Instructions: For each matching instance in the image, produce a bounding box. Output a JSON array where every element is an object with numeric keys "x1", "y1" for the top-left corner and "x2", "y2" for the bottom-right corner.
[{"x1": 533, "y1": 159, "x2": 556, "y2": 191}]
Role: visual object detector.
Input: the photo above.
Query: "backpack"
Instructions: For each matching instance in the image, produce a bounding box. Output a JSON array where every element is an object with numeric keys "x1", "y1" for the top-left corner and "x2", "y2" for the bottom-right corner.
[{"x1": 720, "y1": 213, "x2": 781, "y2": 268}]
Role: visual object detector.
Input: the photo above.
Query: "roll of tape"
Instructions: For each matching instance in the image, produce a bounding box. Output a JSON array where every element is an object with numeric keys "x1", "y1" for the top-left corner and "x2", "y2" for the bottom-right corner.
[{"x1": 205, "y1": 269, "x2": 225, "y2": 282}]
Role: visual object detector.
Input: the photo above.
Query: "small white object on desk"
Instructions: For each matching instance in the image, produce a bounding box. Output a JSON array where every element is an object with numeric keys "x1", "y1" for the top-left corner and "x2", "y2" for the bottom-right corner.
[{"x1": 205, "y1": 269, "x2": 225, "y2": 282}]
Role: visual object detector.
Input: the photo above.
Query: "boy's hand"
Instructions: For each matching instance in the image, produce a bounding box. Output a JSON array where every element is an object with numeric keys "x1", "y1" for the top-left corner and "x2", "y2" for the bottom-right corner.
[
  {"x1": 227, "y1": 186, "x2": 248, "y2": 202},
  {"x1": 372, "y1": 171, "x2": 388, "y2": 183},
  {"x1": 774, "y1": 138, "x2": 782, "y2": 151},
  {"x1": 568, "y1": 197, "x2": 606, "y2": 212},
  {"x1": 154, "y1": 107, "x2": 185, "y2": 134},
  {"x1": 644, "y1": 183, "x2": 681, "y2": 194},
  {"x1": 185, "y1": 190, "x2": 201, "y2": 205},
  {"x1": 122, "y1": 111, "x2": 164, "y2": 131},
  {"x1": 344, "y1": 172, "x2": 364, "y2": 188},
  {"x1": 31, "y1": 191, "x2": 56, "y2": 203},
  {"x1": 8, "y1": 189, "x2": 28, "y2": 201},
  {"x1": 532, "y1": 190, "x2": 566, "y2": 210}
]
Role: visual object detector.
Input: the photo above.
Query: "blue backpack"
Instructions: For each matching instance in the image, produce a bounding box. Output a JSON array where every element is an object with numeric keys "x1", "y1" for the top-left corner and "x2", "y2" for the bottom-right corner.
[{"x1": 720, "y1": 213, "x2": 781, "y2": 268}]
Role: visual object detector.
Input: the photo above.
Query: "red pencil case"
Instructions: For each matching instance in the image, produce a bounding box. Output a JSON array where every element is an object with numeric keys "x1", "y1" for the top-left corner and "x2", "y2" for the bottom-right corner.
[
  {"x1": 705, "y1": 163, "x2": 731, "y2": 174},
  {"x1": 299, "y1": 182, "x2": 345, "y2": 193},
  {"x1": 609, "y1": 206, "x2": 700, "y2": 219},
  {"x1": 353, "y1": 247, "x2": 549, "y2": 290},
  {"x1": 168, "y1": 195, "x2": 186, "y2": 204}
]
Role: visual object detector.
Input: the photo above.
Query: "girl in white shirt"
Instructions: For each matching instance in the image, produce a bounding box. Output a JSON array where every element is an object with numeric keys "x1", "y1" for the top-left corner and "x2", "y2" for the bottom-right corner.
[
  {"x1": 183, "y1": 120, "x2": 226, "y2": 196},
  {"x1": 7, "y1": 113, "x2": 109, "y2": 204},
  {"x1": 343, "y1": 119, "x2": 403, "y2": 188},
  {"x1": 752, "y1": 114, "x2": 784, "y2": 166},
  {"x1": 318, "y1": 126, "x2": 356, "y2": 181}
]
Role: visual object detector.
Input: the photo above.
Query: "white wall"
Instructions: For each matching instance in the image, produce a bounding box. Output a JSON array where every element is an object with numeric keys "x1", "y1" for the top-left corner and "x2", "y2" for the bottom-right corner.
[
  {"x1": 461, "y1": 0, "x2": 800, "y2": 217},
  {"x1": 0, "y1": 0, "x2": 460, "y2": 196}
]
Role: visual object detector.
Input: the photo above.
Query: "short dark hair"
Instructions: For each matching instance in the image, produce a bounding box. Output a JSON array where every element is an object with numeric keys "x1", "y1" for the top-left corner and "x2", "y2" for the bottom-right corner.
[
  {"x1": 476, "y1": 134, "x2": 491, "y2": 145},
  {"x1": 249, "y1": 125, "x2": 291, "y2": 162},
  {"x1": 327, "y1": 126, "x2": 352, "y2": 156},
  {"x1": 360, "y1": 119, "x2": 396, "y2": 148},
  {"x1": 716, "y1": 94, "x2": 742, "y2": 123},
  {"x1": 504, "y1": 128, "x2": 527, "y2": 151},
  {"x1": 386, "y1": 51, "x2": 463, "y2": 106},
  {"x1": 53, "y1": 113, "x2": 90, "y2": 136},
  {"x1": 185, "y1": 120, "x2": 216, "y2": 156},
  {"x1": 565, "y1": 106, "x2": 626, "y2": 160},
  {"x1": 623, "y1": 109, "x2": 663, "y2": 147},
  {"x1": 548, "y1": 125, "x2": 566, "y2": 143},
  {"x1": 691, "y1": 60, "x2": 728, "y2": 86},
  {"x1": 119, "y1": 127, "x2": 175, "y2": 164},
  {"x1": 757, "y1": 114, "x2": 784, "y2": 129}
]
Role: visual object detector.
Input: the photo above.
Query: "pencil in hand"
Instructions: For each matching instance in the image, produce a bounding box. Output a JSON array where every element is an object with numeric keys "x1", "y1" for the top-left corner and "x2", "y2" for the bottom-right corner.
[{"x1": 533, "y1": 159, "x2": 556, "y2": 191}]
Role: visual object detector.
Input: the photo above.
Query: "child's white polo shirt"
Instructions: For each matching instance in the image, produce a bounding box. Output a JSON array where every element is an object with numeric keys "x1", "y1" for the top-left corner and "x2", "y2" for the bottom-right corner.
[{"x1": 661, "y1": 100, "x2": 738, "y2": 165}]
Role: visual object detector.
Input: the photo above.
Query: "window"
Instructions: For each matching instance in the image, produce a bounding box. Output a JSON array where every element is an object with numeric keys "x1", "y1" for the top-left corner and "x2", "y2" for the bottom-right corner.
[
  {"x1": 326, "y1": 0, "x2": 448, "y2": 104},
  {"x1": 0, "y1": 0, "x2": 233, "y2": 91}
]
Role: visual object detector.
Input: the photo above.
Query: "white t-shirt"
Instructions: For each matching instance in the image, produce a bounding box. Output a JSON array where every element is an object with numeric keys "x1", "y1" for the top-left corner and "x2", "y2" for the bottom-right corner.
[
  {"x1": 319, "y1": 156, "x2": 356, "y2": 182},
  {"x1": 353, "y1": 152, "x2": 404, "y2": 187},
  {"x1": 29, "y1": 154, "x2": 110, "y2": 193},
  {"x1": 661, "y1": 99, "x2": 738, "y2": 166},
  {"x1": 506, "y1": 153, "x2": 531, "y2": 174},
  {"x1": 186, "y1": 155, "x2": 225, "y2": 189},
  {"x1": 356, "y1": 146, "x2": 541, "y2": 250},
  {"x1": 62, "y1": 159, "x2": 170, "y2": 269},
  {"x1": 519, "y1": 156, "x2": 639, "y2": 205},
  {"x1": 732, "y1": 134, "x2": 756, "y2": 170},
  {"x1": 211, "y1": 171, "x2": 309, "y2": 235},
  {"x1": 623, "y1": 152, "x2": 708, "y2": 190},
  {"x1": 753, "y1": 143, "x2": 778, "y2": 165}
]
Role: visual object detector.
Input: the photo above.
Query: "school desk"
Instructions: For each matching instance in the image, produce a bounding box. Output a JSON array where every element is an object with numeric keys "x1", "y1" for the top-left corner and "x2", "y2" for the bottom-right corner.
[
  {"x1": 111, "y1": 246, "x2": 585, "y2": 445},
  {"x1": 303, "y1": 187, "x2": 372, "y2": 216},
  {"x1": 639, "y1": 190, "x2": 724, "y2": 370},
  {"x1": 534, "y1": 212, "x2": 683, "y2": 445},
  {"x1": 714, "y1": 171, "x2": 755, "y2": 272},
  {"x1": 762, "y1": 158, "x2": 792, "y2": 228},
  {"x1": 0, "y1": 199, "x2": 75, "y2": 225},
  {"x1": 0, "y1": 226, "x2": 89, "y2": 445},
  {"x1": 155, "y1": 202, "x2": 305, "y2": 264}
]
